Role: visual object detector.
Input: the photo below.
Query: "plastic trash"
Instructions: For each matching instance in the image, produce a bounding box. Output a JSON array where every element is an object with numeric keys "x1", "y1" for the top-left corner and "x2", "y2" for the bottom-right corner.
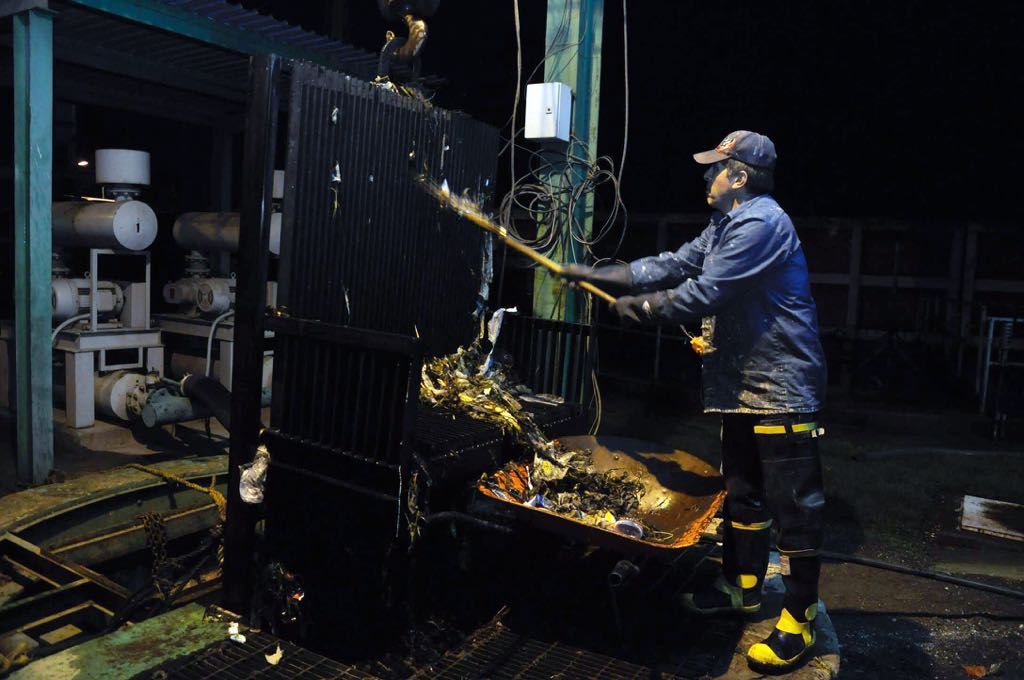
[
  {"x1": 265, "y1": 644, "x2": 283, "y2": 665},
  {"x1": 614, "y1": 519, "x2": 645, "y2": 539},
  {"x1": 239, "y1": 445, "x2": 270, "y2": 504},
  {"x1": 227, "y1": 621, "x2": 247, "y2": 644}
]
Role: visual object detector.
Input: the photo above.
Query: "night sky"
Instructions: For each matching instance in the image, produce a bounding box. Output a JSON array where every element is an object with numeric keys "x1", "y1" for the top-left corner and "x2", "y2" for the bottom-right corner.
[{"x1": 243, "y1": 0, "x2": 1024, "y2": 221}]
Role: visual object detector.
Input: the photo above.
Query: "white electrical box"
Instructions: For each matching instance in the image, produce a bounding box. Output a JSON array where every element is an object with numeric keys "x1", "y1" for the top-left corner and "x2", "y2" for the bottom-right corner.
[{"x1": 525, "y1": 82, "x2": 572, "y2": 142}]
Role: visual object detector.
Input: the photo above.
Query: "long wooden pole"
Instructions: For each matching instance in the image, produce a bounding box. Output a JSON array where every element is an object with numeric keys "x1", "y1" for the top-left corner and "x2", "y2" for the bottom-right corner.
[{"x1": 422, "y1": 180, "x2": 617, "y2": 305}]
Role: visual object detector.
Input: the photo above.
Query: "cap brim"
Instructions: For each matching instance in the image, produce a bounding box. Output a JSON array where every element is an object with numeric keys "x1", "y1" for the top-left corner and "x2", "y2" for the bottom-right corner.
[{"x1": 693, "y1": 149, "x2": 729, "y2": 164}]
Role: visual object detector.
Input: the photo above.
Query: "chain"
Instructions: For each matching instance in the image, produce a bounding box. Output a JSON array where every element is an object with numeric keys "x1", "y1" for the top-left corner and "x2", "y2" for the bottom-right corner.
[
  {"x1": 139, "y1": 510, "x2": 224, "y2": 601},
  {"x1": 139, "y1": 511, "x2": 171, "y2": 599}
]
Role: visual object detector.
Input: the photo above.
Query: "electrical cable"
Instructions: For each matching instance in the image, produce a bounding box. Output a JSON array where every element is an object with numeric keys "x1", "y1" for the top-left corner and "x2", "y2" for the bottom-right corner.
[
  {"x1": 509, "y1": 0, "x2": 522, "y2": 208},
  {"x1": 827, "y1": 609, "x2": 1024, "y2": 622},
  {"x1": 698, "y1": 535, "x2": 1024, "y2": 603},
  {"x1": 494, "y1": 6, "x2": 633, "y2": 428},
  {"x1": 205, "y1": 310, "x2": 235, "y2": 377},
  {"x1": 51, "y1": 313, "x2": 90, "y2": 344},
  {"x1": 819, "y1": 549, "x2": 1024, "y2": 601},
  {"x1": 619, "y1": 0, "x2": 629, "y2": 187}
]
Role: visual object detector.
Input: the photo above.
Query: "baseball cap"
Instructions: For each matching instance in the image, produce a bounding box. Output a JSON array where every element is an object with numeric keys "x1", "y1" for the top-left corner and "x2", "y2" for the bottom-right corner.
[{"x1": 693, "y1": 130, "x2": 777, "y2": 170}]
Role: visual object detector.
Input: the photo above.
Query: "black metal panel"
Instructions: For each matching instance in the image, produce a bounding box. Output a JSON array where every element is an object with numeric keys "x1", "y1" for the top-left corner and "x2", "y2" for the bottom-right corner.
[
  {"x1": 279, "y1": 61, "x2": 499, "y2": 359},
  {"x1": 268, "y1": 316, "x2": 421, "y2": 469}
]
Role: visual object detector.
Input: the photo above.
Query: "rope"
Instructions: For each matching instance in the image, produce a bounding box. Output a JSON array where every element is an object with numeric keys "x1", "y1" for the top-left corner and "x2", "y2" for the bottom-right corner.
[{"x1": 127, "y1": 463, "x2": 227, "y2": 521}]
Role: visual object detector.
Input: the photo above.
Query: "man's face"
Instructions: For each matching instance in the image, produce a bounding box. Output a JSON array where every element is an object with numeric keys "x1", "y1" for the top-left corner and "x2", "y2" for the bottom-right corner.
[{"x1": 703, "y1": 160, "x2": 742, "y2": 212}]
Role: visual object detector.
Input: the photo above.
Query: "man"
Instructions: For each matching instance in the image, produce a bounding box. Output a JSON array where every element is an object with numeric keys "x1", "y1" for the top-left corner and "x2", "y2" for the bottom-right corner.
[{"x1": 563, "y1": 130, "x2": 828, "y2": 673}]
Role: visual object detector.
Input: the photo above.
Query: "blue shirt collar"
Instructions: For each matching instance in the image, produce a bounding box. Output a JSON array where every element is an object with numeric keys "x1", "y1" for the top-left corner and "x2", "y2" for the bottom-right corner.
[{"x1": 725, "y1": 194, "x2": 772, "y2": 221}]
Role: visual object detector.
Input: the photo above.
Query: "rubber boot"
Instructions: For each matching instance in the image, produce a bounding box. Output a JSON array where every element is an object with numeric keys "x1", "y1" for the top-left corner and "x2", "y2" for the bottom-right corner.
[
  {"x1": 746, "y1": 602, "x2": 817, "y2": 673},
  {"x1": 680, "y1": 520, "x2": 770, "y2": 616}
]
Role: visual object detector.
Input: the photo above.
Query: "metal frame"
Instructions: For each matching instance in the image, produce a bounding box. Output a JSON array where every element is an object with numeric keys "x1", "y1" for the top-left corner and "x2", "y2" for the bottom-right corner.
[
  {"x1": 977, "y1": 315, "x2": 1024, "y2": 413},
  {"x1": 154, "y1": 314, "x2": 275, "y2": 388},
  {"x1": 0, "y1": 532, "x2": 129, "y2": 645},
  {"x1": 12, "y1": 7, "x2": 54, "y2": 484},
  {"x1": 89, "y1": 248, "x2": 150, "y2": 331},
  {"x1": 223, "y1": 52, "x2": 280, "y2": 612}
]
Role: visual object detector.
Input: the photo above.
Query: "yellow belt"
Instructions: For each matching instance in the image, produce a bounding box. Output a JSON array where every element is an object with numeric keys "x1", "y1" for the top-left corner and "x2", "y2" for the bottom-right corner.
[{"x1": 753, "y1": 421, "x2": 820, "y2": 435}]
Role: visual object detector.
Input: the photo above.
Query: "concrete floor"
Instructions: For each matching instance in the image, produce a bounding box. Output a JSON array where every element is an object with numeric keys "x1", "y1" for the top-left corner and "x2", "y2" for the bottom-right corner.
[
  {"x1": 2, "y1": 385, "x2": 1022, "y2": 678},
  {"x1": 597, "y1": 380, "x2": 1024, "y2": 680}
]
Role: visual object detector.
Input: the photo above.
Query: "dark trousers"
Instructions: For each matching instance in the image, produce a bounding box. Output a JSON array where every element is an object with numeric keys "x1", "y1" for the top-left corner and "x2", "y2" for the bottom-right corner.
[{"x1": 721, "y1": 413, "x2": 825, "y2": 619}]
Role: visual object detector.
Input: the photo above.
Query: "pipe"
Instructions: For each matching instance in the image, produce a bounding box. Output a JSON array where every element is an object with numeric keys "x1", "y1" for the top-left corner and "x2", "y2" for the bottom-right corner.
[
  {"x1": 52, "y1": 200, "x2": 158, "y2": 251},
  {"x1": 820, "y1": 550, "x2": 1024, "y2": 601},
  {"x1": 172, "y1": 212, "x2": 281, "y2": 256},
  {"x1": 608, "y1": 559, "x2": 640, "y2": 588},
  {"x1": 421, "y1": 511, "x2": 514, "y2": 534},
  {"x1": 181, "y1": 374, "x2": 233, "y2": 431},
  {"x1": 206, "y1": 311, "x2": 235, "y2": 377},
  {"x1": 170, "y1": 353, "x2": 272, "y2": 390},
  {"x1": 859, "y1": 447, "x2": 1023, "y2": 459},
  {"x1": 51, "y1": 313, "x2": 90, "y2": 344},
  {"x1": 141, "y1": 386, "x2": 270, "y2": 428}
]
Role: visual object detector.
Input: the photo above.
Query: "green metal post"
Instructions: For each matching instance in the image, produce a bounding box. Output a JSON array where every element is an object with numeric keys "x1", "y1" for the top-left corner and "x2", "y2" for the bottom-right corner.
[
  {"x1": 532, "y1": 0, "x2": 604, "y2": 321},
  {"x1": 13, "y1": 8, "x2": 54, "y2": 485}
]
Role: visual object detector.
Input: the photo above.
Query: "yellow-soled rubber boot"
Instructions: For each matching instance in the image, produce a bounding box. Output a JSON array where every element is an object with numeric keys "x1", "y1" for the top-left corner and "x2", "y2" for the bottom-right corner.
[
  {"x1": 680, "y1": 574, "x2": 761, "y2": 616},
  {"x1": 746, "y1": 605, "x2": 817, "y2": 673}
]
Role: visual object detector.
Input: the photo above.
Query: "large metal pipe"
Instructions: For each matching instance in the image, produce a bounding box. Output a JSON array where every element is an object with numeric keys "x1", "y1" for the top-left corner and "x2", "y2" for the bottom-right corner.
[
  {"x1": 169, "y1": 353, "x2": 273, "y2": 388},
  {"x1": 141, "y1": 386, "x2": 270, "y2": 428},
  {"x1": 180, "y1": 374, "x2": 232, "y2": 431},
  {"x1": 172, "y1": 212, "x2": 281, "y2": 255},
  {"x1": 52, "y1": 200, "x2": 158, "y2": 251}
]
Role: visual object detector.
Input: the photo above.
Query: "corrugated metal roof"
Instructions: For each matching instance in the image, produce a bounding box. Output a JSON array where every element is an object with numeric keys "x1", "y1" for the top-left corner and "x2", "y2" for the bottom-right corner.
[
  {"x1": 157, "y1": 0, "x2": 379, "y2": 65},
  {"x1": 45, "y1": 0, "x2": 383, "y2": 100},
  {"x1": 0, "y1": 0, "x2": 425, "y2": 123}
]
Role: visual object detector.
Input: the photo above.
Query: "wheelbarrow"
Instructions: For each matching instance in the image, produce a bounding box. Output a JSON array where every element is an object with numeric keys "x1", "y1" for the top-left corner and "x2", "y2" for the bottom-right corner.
[{"x1": 477, "y1": 435, "x2": 725, "y2": 557}]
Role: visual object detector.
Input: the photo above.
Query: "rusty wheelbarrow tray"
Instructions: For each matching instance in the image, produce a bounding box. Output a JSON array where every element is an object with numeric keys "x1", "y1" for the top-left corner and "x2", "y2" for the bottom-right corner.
[{"x1": 477, "y1": 435, "x2": 725, "y2": 557}]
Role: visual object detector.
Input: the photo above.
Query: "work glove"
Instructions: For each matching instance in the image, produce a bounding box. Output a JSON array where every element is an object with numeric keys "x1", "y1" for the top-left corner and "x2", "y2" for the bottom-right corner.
[
  {"x1": 609, "y1": 292, "x2": 668, "y2": 325},
  {"x1": 560, "y1": 263, "x2": 634, "y2": 294}
]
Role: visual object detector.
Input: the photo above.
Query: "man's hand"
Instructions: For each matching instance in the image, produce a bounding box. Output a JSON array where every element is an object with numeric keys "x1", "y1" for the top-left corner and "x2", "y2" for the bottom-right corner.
[
  {"x1": 610, "y1": 294, "x2": 652, "y2": 324},
  {"x1": 560, "y1": 263, "x2": 596, "y2": 283},
  {"x1": 559, "y1": 263, "x2": 634, "y2": 293}
]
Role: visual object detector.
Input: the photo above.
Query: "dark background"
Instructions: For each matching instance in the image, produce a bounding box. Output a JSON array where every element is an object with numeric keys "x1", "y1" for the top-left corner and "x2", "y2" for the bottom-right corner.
[{"x1": 238, "y1": 0, "x2": 1024, "y2": 221}]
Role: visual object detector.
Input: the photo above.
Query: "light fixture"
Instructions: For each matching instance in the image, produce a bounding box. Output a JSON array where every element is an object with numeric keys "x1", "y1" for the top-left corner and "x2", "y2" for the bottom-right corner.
[{"x1": 77, "y1": 159, "x2": 90, "y2": 167}]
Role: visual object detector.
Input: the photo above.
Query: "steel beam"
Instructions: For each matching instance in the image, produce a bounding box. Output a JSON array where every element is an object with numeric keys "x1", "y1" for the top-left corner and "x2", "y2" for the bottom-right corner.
[
  {"x1": 533, "y1": 0, "x2": 604, "y2": 321},
  {"x1": 223, "y1": 53, "x2": 280, "y2": 613},
  {"x1": 13, "y1": 8, "x2": 54, "y2": 485}
]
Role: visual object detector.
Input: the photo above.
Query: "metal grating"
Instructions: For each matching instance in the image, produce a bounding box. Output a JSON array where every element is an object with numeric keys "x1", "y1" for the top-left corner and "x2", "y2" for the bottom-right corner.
[
  {"x1": 134, "y1": 619, "x2": 698, "y2": 680},
  {"x1": 132, "y1": 627, "x2": 379, "y2": 679},
  {"x1": 279, "y1": 61, "x2": 500, "y2": 359},
  {"x1": 413, "y1": 619, "x2": 683, "y2": 680}
]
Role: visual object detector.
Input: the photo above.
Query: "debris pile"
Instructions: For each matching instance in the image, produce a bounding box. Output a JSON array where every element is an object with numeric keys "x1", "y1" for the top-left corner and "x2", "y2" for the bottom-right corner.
[
  {"x1": 528, "y1": 445, "x2": 645, "y2": 525},
  {"x1": 420, "y1": 337, "x2": 550, "y2": 455},
  {"x1": 420, "y1": 322, "x2": 649, "y2": 537}
]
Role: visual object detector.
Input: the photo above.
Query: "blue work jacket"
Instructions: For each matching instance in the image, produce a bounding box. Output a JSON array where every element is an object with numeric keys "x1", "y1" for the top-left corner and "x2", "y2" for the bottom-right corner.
[{"x1": 627, "y1": 194, "x2": 826, "y2": 414}]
